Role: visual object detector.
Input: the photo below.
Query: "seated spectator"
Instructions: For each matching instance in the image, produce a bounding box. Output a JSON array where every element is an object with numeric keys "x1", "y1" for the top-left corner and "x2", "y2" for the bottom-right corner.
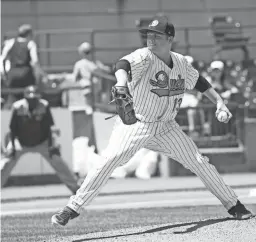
[
  {"x1": 203, "y1": 60, "x2": 238, "y2": 136},
  {"x1": 0, "y1": 24, "x2": 45, "y2": 108},
  {"x1": 207, "y1": 60, "x2": 239, "y2": 100},
  {"x1": 1, "y1": 85, "x2": 79, "y2": 193}
]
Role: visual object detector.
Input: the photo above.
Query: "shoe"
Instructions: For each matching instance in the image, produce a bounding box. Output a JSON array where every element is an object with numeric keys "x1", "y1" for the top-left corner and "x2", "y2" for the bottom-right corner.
[
  {"x1": 51, "y1": 206, "x2": 79, "y2": 226},
  {"x1": 228, "y1": 200, "x2": 254, "y2": 220}
]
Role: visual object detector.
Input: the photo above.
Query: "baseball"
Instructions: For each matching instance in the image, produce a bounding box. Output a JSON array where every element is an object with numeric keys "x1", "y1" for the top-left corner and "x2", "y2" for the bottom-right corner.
[{"x1": 217, "y1": 110, "x2": 228, "y2": 122}]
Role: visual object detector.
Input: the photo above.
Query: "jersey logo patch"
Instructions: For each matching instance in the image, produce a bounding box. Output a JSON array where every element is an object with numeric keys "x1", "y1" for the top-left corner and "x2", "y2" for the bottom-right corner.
[
  {"x1": 149, "y1": 71, "x2": 168, "y2": 88},
  {"x1": 149, "y1": 72, "x2": 185, "y2": 97}
]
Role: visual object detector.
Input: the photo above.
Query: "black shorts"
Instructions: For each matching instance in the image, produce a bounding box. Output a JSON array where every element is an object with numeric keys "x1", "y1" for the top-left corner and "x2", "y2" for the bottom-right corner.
[{"x1": 8, "y1": 67, "x2": 35, "y2": 88}]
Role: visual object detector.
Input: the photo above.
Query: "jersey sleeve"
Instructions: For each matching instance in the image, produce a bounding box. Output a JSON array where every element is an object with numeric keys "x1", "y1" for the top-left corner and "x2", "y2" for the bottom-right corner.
[
  {"x1": 121, "y1": 49, "x2": 150, "y2": 83},
  {"x1": 185, "y1": 59, "x2": 199, "y2": 90}
]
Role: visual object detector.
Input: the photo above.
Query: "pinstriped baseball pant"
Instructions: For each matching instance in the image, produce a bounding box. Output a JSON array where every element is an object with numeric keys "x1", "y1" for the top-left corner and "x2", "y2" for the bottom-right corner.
[{"x1": 68, "y1": 118, "x2": 238, "y2": 212}]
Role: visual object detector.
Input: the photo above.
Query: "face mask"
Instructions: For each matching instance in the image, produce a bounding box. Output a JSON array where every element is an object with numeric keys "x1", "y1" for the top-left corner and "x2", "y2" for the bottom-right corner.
[{"x1": 26, "y1": 98, "x2": 37, "y2": 110}]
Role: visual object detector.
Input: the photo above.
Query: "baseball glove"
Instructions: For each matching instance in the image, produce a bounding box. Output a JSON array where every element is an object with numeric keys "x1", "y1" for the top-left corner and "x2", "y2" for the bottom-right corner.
[{"x1": 107, "y1": 86, "x2": 137, "y2": 125}]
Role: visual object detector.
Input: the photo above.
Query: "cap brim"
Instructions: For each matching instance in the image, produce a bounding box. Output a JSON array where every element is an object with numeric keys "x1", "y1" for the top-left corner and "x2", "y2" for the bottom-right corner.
[{"x1": 139, "y1": 28, "x2": 166, "y2": 35}]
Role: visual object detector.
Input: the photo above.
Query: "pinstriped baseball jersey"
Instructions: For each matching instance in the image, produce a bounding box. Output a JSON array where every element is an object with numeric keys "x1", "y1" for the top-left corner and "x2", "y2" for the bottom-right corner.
[
  {"x1": 62, "y1": 18, "x2": 241, "y2": 219},
  {"x1": 66, "y1": 47, "x2": 239, "y2": 215},
  {"x1": 122, "y1": 47, "x2": 199, "y2": 122}
]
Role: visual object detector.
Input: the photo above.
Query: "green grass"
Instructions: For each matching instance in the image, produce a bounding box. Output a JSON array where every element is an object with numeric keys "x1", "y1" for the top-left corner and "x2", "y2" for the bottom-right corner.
[{"x1": 1, "y1": 204, "x2": 256, "y2": 242}]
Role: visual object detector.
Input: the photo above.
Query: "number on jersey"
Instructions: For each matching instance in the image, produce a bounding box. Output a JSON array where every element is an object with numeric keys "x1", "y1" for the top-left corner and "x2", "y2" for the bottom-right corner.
[{"x1": 173, "y1": 97, "x2": 182, "y2": 112}]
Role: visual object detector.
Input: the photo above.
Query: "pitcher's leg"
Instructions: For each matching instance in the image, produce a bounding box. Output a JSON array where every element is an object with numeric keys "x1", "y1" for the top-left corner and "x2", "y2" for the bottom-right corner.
[
  {"x1": 157, "y1": 127, "x2": 237, "y2": 210},
  {"x1": 51, "y1": 120, "x2": 154, "y2": 226},
  {"x1": 67, "y1": 156, "x2": 120, "y2": 212},
  {"x1": 67, "y1": 120, "x2": 152, "y2": 213}
]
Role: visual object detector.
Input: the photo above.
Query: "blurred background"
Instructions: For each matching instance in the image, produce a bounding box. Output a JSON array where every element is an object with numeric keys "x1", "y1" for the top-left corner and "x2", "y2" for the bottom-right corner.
[{"x1": 1, "y1": 0, "x2": 256, "y2": 186}]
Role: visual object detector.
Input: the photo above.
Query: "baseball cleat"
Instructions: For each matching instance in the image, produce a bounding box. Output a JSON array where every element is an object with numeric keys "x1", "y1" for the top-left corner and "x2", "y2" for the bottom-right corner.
[
  {"x1": 51, "y1": 206, "x2": 79, "y2": 226},
  {"x1": 228, "y1": 200, "x2": 254, "y2": 220}
]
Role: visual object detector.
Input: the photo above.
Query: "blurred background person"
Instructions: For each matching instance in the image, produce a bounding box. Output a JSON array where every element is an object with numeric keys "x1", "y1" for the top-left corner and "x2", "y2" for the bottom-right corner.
[
  {"x1": 1, "y1": 85, "x2": 79, "y2": 193},
  {"x1": 0, "y1": 24, "x2": 45, "y2": 108},
  {"x1": 72, "y1": 136, "x2": 102, "y2": 184},
  {"x1": 68, "y1": 41, "x2": 111, "y2": 111},
  {"x1": 110, "y1": 148, "x2": 159, "y2": 180},
  {"x1": 207, "y1": 60, "x2": 239, "y2": 100},
  {"x1": 203, "y1": 60, "x2": 239, "y2": 136},
  {"x1": 179, "y1": 55, "x2": 205, "y2": 137},
  {"x1": 72, "y1": 142, "x2": 159, "y2": 181}
]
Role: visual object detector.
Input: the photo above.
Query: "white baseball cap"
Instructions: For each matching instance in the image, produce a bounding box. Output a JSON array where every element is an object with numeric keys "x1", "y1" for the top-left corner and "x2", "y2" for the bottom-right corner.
[
  {"x1": 78, "y1": 42, "x2": 91, "y2": 54},
  {"x1": 210, "y1": 60, "x2": 224, "y2": 70}
]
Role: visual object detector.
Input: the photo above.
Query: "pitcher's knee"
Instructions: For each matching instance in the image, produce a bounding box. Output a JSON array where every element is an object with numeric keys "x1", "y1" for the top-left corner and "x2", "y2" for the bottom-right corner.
[
  {"x1": 195, "y1": 152, "x2": 210, "y2": 164},
  {"x1": 186, "y1": 152, "x2": 212, "y2": 174}
]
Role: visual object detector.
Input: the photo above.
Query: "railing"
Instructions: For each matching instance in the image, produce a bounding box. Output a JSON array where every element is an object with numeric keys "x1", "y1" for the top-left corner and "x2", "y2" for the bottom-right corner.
[{"x1": 4, "y1": 24, "x2": 256, "y2": 72}]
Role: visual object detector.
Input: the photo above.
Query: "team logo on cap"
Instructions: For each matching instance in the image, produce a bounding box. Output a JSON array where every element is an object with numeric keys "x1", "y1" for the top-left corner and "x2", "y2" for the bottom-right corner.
[{"x1": 149, "y1": 20, "x2": 159, "y2": 27}]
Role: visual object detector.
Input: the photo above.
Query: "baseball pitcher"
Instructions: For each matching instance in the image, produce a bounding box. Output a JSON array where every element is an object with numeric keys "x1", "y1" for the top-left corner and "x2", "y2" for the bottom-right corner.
[{"x1": 51, "y1": 16, "x2": 254, "y2": 226}]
